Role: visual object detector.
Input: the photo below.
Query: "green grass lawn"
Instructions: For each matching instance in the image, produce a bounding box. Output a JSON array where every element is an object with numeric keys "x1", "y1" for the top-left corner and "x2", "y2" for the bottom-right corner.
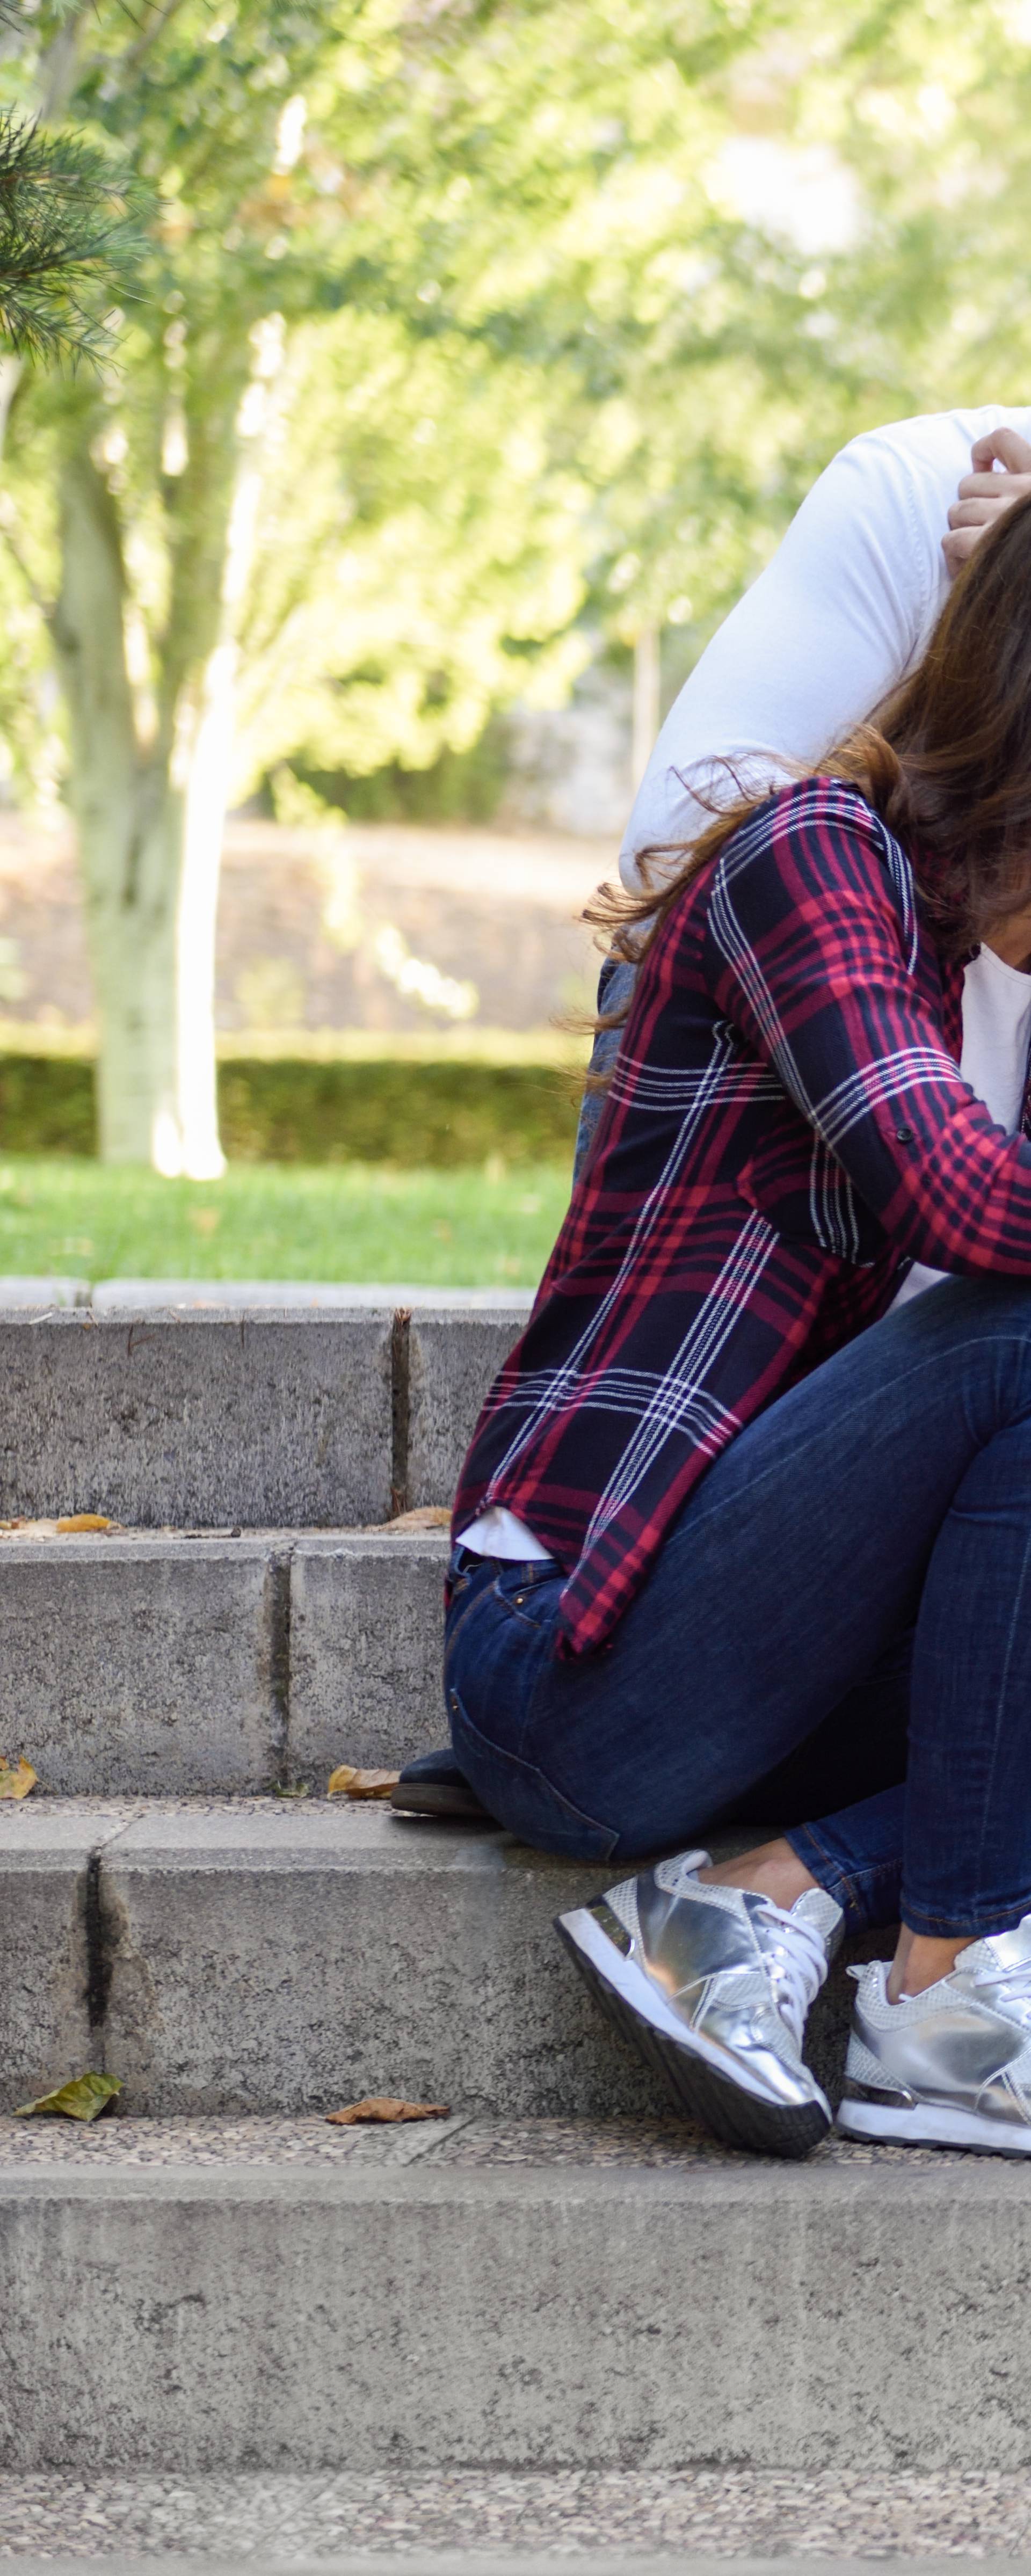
[{"x1": 0, "y1": 1155, "x2": 573, "y2": 1287}]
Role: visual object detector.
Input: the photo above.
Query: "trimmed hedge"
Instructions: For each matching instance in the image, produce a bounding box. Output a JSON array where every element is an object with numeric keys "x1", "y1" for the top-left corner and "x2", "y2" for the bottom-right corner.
[{"x1": 0, "y1": 1053, "x2": 580, "y2": 1167}]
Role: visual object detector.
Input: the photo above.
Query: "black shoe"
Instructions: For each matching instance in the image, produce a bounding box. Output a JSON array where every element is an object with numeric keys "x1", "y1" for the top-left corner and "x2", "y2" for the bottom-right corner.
[{"x1": 390, "y1": 1748, "x2": 491, "y2": 1821}]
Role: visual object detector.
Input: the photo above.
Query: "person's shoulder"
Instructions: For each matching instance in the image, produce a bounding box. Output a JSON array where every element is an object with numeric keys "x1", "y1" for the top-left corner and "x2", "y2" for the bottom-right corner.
[
  {"x1": 725, "y1": 775, "x2": 884, "y2": 853},
  {"x1": 715, "y1": 778, "x2": 914, "y2": 919},
  {"x1": 831, "y1": 404, "x2": 1031, "y2": 504}
]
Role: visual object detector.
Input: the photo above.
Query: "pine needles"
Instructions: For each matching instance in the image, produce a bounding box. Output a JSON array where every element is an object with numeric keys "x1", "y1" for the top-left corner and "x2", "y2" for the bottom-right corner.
[{"x1": 0, "y1": 112, "x2": 143, "y2": 366}]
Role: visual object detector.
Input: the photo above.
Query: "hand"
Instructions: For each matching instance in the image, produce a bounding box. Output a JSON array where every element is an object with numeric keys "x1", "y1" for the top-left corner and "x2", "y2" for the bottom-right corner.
[{"x1": 942, "y1": 426, "x2": 1031, "y2": 577}]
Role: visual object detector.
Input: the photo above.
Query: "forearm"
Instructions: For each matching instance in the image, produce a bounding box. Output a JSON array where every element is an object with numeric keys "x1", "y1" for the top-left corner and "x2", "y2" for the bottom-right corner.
[{"x1": 621, "y1": 435, "x2": 934, "y2": 889}]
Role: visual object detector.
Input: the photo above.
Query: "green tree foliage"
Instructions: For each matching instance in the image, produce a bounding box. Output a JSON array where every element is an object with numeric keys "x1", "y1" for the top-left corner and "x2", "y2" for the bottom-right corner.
[{"x1": 4, "y1": 0, "x2": 1031, "y2": 1167}]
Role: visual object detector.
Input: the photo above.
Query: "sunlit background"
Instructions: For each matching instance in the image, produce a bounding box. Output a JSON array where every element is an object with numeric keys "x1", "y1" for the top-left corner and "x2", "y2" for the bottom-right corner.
[{"x1": 0, "y1": 0, "x2": 1026, "y2": 1285}]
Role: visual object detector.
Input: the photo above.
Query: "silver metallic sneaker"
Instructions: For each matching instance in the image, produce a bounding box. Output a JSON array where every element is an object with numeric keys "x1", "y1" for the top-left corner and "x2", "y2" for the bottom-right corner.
[
  {"x1": 838, "y1": 1918, "x2": 1031, "y2": 2156},
  {"x1": 556, "y1": 1849, "x2": 843, "y2": 2158}
]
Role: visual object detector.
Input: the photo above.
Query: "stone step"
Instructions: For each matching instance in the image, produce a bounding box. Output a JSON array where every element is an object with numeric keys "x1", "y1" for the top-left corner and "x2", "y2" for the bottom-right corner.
[
  {"x1": 11, "y1": 2560, "x2": 1000, "y2": 2576},
  {"x1": 0, "y1": 1529, "x2": 447, "y2": 1794},
  {"x1": 0, "y1": 1801, "x2": 875, "y2": 2118},
  {"x1": 0, "y1": 1301, "x2": 522, "y2": 1525},
  {"x1": 0, "y1": 2111, "x2": 1023, "y2": 2472},
  {"x1": 89, "y1": 1279, "x2": 537, "y2": 1313}
]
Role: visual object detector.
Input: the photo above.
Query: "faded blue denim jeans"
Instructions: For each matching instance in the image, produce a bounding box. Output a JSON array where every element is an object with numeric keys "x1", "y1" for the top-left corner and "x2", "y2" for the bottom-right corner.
[{"x1": 445, "y1": 1272, "x2": 1031, "y2": 1939}]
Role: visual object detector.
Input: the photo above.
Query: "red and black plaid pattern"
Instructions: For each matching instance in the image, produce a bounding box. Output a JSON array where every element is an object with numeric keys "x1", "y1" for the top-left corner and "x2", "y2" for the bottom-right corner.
[{"x1": 453, "y1": 778, "x2": 1031, "y2": 1657}]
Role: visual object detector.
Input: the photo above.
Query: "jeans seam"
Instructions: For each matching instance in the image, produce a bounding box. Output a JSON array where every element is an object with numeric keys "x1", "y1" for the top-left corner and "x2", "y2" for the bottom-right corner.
[
  {"x1": 787, "y1": 1821, "x2": 895, "y2": 1931},
  {"x1": 450, "y1": 1683, "x2": 618, "y2": 1858},
  {"x1": 899, "y1": 1893, "x2": 1031, "y2": 1937},
  {"x1": 970, "y1": 1512, "x2": 1031, "y2": 1906}
]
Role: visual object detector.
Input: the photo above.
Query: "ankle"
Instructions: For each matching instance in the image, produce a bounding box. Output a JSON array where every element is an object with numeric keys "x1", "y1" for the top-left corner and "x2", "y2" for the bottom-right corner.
[
  {"x1": 699, "y1": 1837, "x2": 818, "y2": 1913},
  {"x1": 887, "y1": 1927, "x2": 976, "y2": 2002}
]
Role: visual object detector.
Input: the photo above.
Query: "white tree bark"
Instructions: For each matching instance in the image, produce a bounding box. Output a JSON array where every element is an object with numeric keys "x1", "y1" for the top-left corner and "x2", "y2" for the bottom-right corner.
[
  {"x1": 632, "y1": 625, "x2": 660, "y2": 789},
  {"x1": 53, "y1": 319, "x2": 284, "y2": 1171}
]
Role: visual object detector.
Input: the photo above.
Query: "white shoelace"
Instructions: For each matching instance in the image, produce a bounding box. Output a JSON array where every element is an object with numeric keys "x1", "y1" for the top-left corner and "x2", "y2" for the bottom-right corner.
[
  {"x1": 969, "y1": 1956, "x2": 1031, "y2": 2024},
  {"x1": 754, "y1": 1898, "x2": 827, "y2": 2048}
]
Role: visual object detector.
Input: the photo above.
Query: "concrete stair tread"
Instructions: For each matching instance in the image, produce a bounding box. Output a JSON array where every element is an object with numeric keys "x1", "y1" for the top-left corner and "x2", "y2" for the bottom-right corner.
[
  {"x1": 0, "y1": 1301, "x2": 521, "y2": 1523},
  {"x1": 0, "y1": 1799, "x2": 876, "y2": 2119},
  {"x1": 0, "y1": 1526, "x2": 449, "y2": 1794},
  {"x1": 0, "y1": 1524, "x2": 449, "y2": 1542},
  {"x1": 2, "y1": 2109, "x2": 1028, "y2": 2472},
  {"x1": 0, "y1": 2108, "x2": 979, "y2": 2172}
]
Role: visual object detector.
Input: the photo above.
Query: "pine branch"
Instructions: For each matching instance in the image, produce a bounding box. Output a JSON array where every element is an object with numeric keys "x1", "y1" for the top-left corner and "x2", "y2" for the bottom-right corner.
[{"x1": 0, "y1": 114, "x2": 144, "y2": 365}]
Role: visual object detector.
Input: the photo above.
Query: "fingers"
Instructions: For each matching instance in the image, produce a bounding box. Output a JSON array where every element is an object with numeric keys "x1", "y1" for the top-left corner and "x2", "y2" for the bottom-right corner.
[
  {"x1": 970, "y1": 426, "x2": 1031, "y2": 474},
  {"x1": 943, "y1": 431, "x2": 1031, "y2": 576},
  {"x1": 954, "y1": 470, "x2": 1031, "y2": 501},
  {"x1": 947, "y1": 495, "x2": 1026, "y2": 529},
  {"x1": 942, "y1": 525, "x2": 993, "y2": 575}
]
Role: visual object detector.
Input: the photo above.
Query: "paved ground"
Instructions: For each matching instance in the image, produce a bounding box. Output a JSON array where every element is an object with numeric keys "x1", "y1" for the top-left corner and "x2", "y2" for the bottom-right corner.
[{"x1": 3, "y1": 2468, "x2": 1031, "y2": 2557}]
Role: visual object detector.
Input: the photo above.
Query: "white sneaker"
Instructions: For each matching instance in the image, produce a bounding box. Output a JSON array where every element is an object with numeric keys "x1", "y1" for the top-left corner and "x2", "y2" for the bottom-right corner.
[
  {"x1": 556, "y1": 1849, "x2": 843, "y2": 2158},
  {"x1": 838, "y1": 1917, "x2": 1031, "y2": 2156}
]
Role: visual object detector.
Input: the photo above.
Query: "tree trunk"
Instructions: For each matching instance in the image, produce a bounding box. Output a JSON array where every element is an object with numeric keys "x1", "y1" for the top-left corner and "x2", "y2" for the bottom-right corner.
[
  {"x1": 53, "y1": 446, "x2": 200, "y2": 1166},
  {"x1": 632, "y1": 625, "x2": 661, "y2": 789},
  {"x1": 80, "y1": 780, "x2": 185, "y2": 1168},
  {"x1": 52, "y1": 326, "x2": 281, "y2": 1173}
]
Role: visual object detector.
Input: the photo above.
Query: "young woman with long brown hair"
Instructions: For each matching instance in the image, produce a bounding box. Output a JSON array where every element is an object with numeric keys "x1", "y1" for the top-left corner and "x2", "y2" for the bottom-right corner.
[{"x1": 444, "y1": 486, "x2": 1031, "y2": 2161}]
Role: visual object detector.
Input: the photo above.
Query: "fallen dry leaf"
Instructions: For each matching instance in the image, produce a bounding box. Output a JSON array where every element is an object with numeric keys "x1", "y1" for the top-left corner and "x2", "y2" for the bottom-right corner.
[
  {"x1": 363, "y1": 1505, "x2": 452, "y2": 1536},
  {"x1": 325, "y1": 2095, "x2": 450, "y2": 2126},
  {"x1": 14, "y1": 2071, "x2": 121, "y2": 2122},
  {"x1": 0, "y1": 1517, "x2": 122, "y2": 1541},
  {"x1": 0, "y1": 1757, "x2": 36, "y2": 1800},
  {"x1": 327, "y1": 1765, "x2": 400, "y2": 1799}
]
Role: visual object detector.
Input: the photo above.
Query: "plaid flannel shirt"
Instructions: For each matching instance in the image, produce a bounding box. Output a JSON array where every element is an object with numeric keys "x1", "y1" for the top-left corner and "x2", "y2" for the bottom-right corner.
[{"x1": 452, "y1": 778, "x2": 1031, "y2": 1657}]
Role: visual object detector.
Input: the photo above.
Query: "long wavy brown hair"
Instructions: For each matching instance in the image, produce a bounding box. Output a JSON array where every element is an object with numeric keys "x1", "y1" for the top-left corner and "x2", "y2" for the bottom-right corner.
[{"x1": 586, "y1": 483, "x2": 1031, "y2": 1059}]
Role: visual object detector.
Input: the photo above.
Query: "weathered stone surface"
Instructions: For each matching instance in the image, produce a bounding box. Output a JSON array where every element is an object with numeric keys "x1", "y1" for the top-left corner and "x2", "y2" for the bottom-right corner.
[
  {"x1": 0, "y1": 1803, "x2": 880, "y2": 2126},
  {"x1": 0, "y1": 1310, "x2": 394, "y2": 1526},
  {"x1": 1, "y1": 2146, "x2": 1030, "y2": 2470},
  {"x1": 95, "y1": 1806, "x2": 865, "y2": 2119},
  {"x1": 288, "y1": 1533, "x2": 448, "y2": 1780},
  {"x1": 0, "y1": 1537, "x2": 288, "y2": 1795},
  {"x1": 406, "y1": 1308, "x2": 527, "y2": 1508},
  {"x1": 0, "y1": 1806, "x2": 131, "y2": 2105},
  {"x1": 99, "y1": 1803, "x2": 654, "y2": 2117}
]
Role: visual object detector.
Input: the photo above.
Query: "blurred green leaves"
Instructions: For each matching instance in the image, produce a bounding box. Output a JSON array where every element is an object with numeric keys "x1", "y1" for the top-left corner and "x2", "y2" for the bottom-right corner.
[{"x1": 4, "y1": 0, "x2": 1031, "y2": 799}]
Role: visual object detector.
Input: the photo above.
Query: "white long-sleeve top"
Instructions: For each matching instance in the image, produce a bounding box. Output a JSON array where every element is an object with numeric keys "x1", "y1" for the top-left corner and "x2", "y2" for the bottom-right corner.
[{"x1": 620, "y1": 404, "x2": 1031, "y2": 887}]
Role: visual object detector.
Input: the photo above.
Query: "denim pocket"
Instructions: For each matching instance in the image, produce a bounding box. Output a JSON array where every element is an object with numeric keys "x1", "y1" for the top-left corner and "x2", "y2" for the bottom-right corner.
[
  {"x1": 448, "y1": 1683, "x2": 619, "y2": 1862},
  {"x1": 492, "y1": 1561, "x2": 564, "y2": 1630}
]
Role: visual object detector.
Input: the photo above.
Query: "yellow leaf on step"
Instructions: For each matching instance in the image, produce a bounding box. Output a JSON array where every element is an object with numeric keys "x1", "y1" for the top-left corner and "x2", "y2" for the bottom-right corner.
[
  {"x1": 327, "y1": 1764, "x2": 357, "y2": 1795},
  {"x1": 325, "y1": 2095, "x2": 450, "y2": 2125},
  {"x1": 14, "y1": 2071, "x2": 121, "y2": 2121},
  {"x1": 0, "y1": 1757, "x2": 36, "y2": 1799},
  {"x1": 56, "y1": 1515, "x2": 113, "y2": 1534},
  {"x1": 362, "y1": 1505, "x2": 452, "y2": 1536},
  {"x1": 328, "y1": 1766, "x2": 400, "y2": 1799}
]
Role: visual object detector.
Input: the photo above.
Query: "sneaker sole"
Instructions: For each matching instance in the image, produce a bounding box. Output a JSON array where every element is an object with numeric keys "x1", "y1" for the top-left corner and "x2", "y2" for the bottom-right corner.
[
  {"x1": 556, "y1": 1904, "x2": 830, "y2": 2160},
  {"x1": 837, "y1": 2096, "x2": 1031, "y2": 2156}
]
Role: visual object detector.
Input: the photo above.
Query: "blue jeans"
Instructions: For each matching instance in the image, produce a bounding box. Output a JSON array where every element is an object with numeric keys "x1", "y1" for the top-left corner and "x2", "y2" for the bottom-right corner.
[{"x1": 445, "y1": 1274, "x2": 1031, "y2": 1939}]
